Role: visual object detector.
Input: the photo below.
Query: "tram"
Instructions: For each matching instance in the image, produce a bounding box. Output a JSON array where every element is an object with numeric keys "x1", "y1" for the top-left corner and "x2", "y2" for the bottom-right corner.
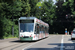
[{"x1": 19, "y1": 17, "x2": 49, "y2": 41}]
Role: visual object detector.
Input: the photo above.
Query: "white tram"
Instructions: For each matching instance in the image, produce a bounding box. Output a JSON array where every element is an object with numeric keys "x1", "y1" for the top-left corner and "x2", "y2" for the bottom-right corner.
[{"x1": 19, "y1": 17, "x2": 49, "y2": 41}]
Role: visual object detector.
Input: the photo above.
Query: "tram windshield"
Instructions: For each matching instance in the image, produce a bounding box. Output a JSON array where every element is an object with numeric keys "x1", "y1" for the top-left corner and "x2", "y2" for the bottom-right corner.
[{"x1": 20, "y1": 20, "x2": 34, "y2": 32}]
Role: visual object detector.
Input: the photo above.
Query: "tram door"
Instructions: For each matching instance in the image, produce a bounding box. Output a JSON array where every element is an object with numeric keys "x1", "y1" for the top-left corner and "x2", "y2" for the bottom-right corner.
[{"x1": 35, "y1": 24, "x2": 39, "y2": 39}]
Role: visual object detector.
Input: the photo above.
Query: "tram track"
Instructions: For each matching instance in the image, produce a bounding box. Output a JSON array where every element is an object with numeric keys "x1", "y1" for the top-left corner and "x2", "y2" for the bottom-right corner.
[
  {"x1": 10, "y1": 40, "x2": 41, "y2": 50},
  {"x1": 0, "y1": 40, "x2": 44, "y2": 50},
  {"x1": 0, "y1": 41, "x2": 33, "y2": 50},
  {"x1": 0, "y1": 39, "x2": 44, "y2": 50},
  {"x1": 0, "y1": 43, "x2": 19, "y2": 50},
  {"x1": 0, "y1": 36, "x2": 52, "y2": 50},
  {"x1": 11, "y1": 43, "x2": 30, "y2": 50}
]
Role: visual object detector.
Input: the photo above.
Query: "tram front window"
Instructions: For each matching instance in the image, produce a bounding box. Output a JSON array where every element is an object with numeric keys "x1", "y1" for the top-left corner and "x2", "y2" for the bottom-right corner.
[
  {"x1": 20, "y1": 20, "x2": 34, "y2": 32},
  {"x1": 20, "y1": 23, "x2": 34, "y2": 32}
]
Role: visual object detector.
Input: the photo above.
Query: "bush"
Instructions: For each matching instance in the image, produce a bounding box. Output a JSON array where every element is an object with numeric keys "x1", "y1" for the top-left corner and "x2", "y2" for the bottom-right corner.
[
  {"x1": 0, "y1": 2, "x2": 19, "y2": 38},
  {"x1": 2, "y1": 18, "x2": 13, "y2": 38},
  {"x1": 14, "y1": 24, "x2": 19, "y2": 37}
]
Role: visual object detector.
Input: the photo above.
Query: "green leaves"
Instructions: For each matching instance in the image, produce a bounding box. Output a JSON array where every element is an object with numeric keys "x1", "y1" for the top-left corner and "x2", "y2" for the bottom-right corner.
[
  {"x1": 43, "y1": 1, "x2": 55, "y2": 20},
  {"x1": 0, "y1": 0, "x2": 57, "y2": 38},
  {"x1": 36, "y1": 2, "x2": 43, "y2": 7},
  {"x1": 0, "y1": 0, "x2": 32, "y2": 38},
  {"x1": 72, "y1": 11, "x2": 75, "y2": 15},
  {"x1": 62, "y1": 2, "x2": 68, "y2": 6}
]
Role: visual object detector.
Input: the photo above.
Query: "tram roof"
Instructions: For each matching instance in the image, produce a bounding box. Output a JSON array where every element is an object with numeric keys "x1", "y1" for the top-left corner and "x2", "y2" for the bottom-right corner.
[
  {"x1": 19, "y1": 17, "x2": 49, "y2": 27},
  {"x1": 19, "y1": 17, "x2": 36, "y2": 20}
]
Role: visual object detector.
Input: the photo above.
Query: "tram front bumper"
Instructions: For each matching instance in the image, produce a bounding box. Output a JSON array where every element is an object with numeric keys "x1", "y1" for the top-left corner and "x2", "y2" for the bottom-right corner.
[{"x1": 20, "y1": 37, "x2": 33, "y2": 41}]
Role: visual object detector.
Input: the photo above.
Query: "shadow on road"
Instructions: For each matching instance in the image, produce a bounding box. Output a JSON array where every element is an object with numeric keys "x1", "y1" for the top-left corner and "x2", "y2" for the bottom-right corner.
[
  {"x1": 25, "y1": 48, "x2": 59, "y2": 50},
  {"x1": 10, "y1": 37, "x2": 47, "y2": 43},
  {"x1": 48, "y1": 43, "x2": 75, "y2": 50},
  {"x1": 25, "y1": 43, "x2": 75, "y2": 50},
  {"x1": 10, "y1": 40, "x2": 37, "y2": 43},
  {"x1": 68, "y1": 38, "x2": 75, "y2": 43}
]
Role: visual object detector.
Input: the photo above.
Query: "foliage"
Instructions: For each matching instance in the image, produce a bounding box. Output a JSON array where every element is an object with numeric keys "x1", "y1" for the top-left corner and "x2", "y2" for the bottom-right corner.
[
  {"x1": 29, "y1": 0, "x2": 39, "y2": 16},
  {"x1": 53, "y1": 0, "x2": 75, "y2": 34},
  {"x1": 0, "y1": 0, "x2": 32, "y2": 38},
  {"x1": 2, "y1": 0, "x2": 75, "y2": 38},
  {"x1": 0, "y1": 0, "x2": 57, "y2": 38},
  {"x1": 14, "y1": 24, "x2": 19, "y2": 37},
  {"x1": 42, "y1": 1, "x2": 56, "y2": 25},
  {"x1": 0, "y1": 1, "x2": 20, "y2": 38}
]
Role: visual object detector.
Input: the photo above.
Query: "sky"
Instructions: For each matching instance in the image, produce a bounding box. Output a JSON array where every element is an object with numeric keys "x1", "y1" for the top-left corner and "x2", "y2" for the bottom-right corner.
[
  {"x1": 53, "y1": 0, "x2": 57, "y2": 4},
  {"x1": 42, "y1": 0, "x2": 57, "y2": 4}
]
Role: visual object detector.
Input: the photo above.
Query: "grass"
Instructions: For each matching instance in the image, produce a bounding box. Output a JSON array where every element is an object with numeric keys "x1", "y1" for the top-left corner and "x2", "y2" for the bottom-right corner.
[{"x1": 4, "y1": 36, "x2": 18, "y2": 39}]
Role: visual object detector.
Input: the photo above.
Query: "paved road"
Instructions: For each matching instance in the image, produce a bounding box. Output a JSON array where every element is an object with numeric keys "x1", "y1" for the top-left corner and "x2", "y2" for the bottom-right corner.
[
  {"x1": 0, "y1": 35, "x2": 75, "y2": 50},
  {"x1": 23, "y1": 35, "x2": 75, "y2": 50}
]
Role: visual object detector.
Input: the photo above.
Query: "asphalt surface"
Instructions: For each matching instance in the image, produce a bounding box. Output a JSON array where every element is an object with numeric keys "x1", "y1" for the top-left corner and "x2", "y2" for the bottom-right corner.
[{"x1": 0, "y1": 35, "x2": 75, "y2": 50}]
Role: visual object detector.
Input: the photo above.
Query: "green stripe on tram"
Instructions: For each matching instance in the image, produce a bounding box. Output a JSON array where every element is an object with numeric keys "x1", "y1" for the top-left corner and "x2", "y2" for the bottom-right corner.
[{"x1": 20, "y1": 37, "x2": 33, "y2": 41}]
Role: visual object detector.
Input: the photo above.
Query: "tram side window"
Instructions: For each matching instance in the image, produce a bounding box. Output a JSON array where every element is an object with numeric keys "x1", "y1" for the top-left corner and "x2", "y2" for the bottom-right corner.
[
  {"x1": 41, "y1": 26, "x2": 44, "y2": 33},
  {"x1": 34, "y1": 26, "x2": 37, "y2": 34},
  {"x1": 43, "y1": 27, "x2": 44, "y2": 33},
  {"x1": 45, "y1": 27, "x2": 47, "y2": 33},
  {"x1": 47, "y1": 27, "x2": 49, "y2": 33},
  {"x1": 40, "y1": 26, "x2": 42, "y2": 34},
  {"x1": 47, "y1": 28, "x2": 48, "y2": 33},
  {"x1": 43, "y1": 27, "x2": 45, "y2": 33},
  {"x1": 46, "y1": 27, "x2": 47, "y2": 33},
  {"x1": 36, "y1": 24, "x2": 39, "y2": 34},
  {"x1": 48, "y1": 28, "x2": 49, "y2": 33},
  {"x1": 41, "y1": 26, "x2": 43, "y2": 33},
  {"x1": 44, "y1": 27, "x2": 45, "y2": 33}
]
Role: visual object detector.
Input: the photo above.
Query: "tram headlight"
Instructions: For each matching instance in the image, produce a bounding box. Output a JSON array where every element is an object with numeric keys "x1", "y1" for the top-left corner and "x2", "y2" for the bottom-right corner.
[
  {"x1": 30, "y1": 34, "x2": 32, "y2": 37},
  {"x1": 22, "y1": 35, "x2": 23, "y2": 37},
  {"x1": 20, "y1": 34, "x2": 23, "y2": 37},
  {"x1": 30, "y1": 35, "x2": 31, "y2": 37}
]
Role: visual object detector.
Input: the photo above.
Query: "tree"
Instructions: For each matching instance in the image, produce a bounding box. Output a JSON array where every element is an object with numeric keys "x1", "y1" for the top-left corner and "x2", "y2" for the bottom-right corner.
[
  {"x1": 0, "y1": 0, "x2": 22, "y2": 38},
  {"x1": 0, "y1": 0, "x2": 32, "y2": 38},
  {"x1": 52, "y1": 0, "x2": 75, "y2": 34},
  {"x1": 29, "y1": 0, "x2": 39, "y2": 16},
  {"x1": 42, "y1": 0, "x2": 56, "y2": 24}
]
